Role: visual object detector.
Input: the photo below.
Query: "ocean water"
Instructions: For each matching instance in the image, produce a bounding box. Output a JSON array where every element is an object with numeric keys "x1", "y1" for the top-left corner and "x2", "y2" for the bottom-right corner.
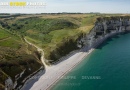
[{"x1": 52, "y1": 32, "x2": 130, "y2": 90}]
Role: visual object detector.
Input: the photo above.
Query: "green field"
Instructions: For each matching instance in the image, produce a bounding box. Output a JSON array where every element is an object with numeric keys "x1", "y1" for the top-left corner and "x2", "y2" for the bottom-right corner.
[
  {"x1": 0, "y1": 29, "x2": 9, "y2": 39},
  {"x1": 2, "y1": 14, "x2": 98, "y2": 61}
]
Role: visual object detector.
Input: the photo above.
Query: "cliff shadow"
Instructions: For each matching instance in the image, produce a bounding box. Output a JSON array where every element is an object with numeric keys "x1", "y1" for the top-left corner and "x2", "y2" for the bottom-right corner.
[{"x1": 22, "y1": 69, "x2": 46, "y2": 90}]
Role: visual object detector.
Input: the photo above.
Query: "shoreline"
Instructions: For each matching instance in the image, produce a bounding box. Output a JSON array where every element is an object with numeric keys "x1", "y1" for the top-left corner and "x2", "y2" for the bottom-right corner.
[
  {"x1": 47, "y1": 30, "x2": 122, "y2": 90},
  {"x1": 21, "y1": 47, "x2": 95, "y2": 90},
  {"x1": 21, "y1": 30, "x2": 127, "y2": 90},
  {"x1": 47, "y1": 48, "x2": 95, "y2": 90}
]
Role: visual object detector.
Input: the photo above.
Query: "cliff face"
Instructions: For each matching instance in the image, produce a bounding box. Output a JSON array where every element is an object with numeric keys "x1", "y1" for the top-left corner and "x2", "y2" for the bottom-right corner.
[
  {"x1": 83, "y1": 16, "x2": 130, "y2": 49},
  {"x1": 48, "y1": 16, "x2": 130, "y2": 63},
  {"x1": 48, "y1": 33, "x2": 85, "y2": 63}
]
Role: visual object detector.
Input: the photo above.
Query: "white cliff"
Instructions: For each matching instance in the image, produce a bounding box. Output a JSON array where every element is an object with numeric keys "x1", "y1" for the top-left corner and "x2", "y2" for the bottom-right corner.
[{"x1": 5, "y1": 77, "x2": 13, "y2": 90}]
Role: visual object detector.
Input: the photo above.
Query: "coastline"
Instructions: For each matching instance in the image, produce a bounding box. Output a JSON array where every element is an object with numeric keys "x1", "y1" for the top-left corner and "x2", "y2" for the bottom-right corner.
[
  {"x1": 21, "y1": 29, "x2": 127, "y2": 90},
  {"x1": 47, "y1": 48, "x2": 95, "y2": 90}
]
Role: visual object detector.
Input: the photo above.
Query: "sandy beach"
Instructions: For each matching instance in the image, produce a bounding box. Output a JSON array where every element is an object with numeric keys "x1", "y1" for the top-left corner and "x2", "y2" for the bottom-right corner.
[{"x1": 21, "y1": 48, "x2": 94, "y2": 90}]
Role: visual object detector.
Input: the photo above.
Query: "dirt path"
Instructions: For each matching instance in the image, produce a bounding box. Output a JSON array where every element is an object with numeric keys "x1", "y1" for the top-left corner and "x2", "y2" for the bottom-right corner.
[{"x1": 24, "y1": 38, "x2": 48, "y2": 68}]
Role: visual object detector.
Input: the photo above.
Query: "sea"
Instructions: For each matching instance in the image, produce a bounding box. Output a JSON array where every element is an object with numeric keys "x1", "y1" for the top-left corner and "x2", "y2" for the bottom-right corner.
[{"x1": 52, "y1": 32, "x2": 130, "y2": 90}]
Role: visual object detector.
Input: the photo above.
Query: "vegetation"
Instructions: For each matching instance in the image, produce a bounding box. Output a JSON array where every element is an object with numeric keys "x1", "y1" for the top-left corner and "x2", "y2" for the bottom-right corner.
[
  {"x1": 1, "y1": 13, "x2": 126, "y2": 89},
  {"x1": 0, "y1": 14, "x2": 98, "y2": 62},
  {"x1": 0, "y1": 27, "x2": 42, "y2": 89}
]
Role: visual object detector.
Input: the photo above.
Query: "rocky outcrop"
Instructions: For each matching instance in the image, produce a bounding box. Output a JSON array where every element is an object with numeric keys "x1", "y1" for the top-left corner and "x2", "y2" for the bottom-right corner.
[
  {"x1": 5, "y1": 77, "x2": 13, "y2": 90},
  {"x1": 81, "y1": 16, "x2": 130, "y2": 49}
]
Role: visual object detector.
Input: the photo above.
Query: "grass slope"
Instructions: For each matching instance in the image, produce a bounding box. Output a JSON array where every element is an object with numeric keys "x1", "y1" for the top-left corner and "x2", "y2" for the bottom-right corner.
[
  {"x1": 2, "y1": 14, "x2": 98, "y2": 61},
  {"x1": 0, "y1": 27, "x2": 42, "y2": 89}
]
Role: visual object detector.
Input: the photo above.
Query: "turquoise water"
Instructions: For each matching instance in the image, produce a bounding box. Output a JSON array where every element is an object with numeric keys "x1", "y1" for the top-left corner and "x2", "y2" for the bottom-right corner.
[{"x1": 52, "y1": 32, "x2": 130, "y2": 90}]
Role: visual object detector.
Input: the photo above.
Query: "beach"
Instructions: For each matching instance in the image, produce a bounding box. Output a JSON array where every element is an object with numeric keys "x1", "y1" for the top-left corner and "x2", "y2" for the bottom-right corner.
[{"x1": 21, "y1": 47, "x2": 94, "y2": 90}]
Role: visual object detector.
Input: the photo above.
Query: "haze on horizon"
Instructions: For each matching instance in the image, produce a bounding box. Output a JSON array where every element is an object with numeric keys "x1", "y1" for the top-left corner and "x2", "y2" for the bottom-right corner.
[{"x1": 0, "y1": 0, "x2": 130, "y2": 13}]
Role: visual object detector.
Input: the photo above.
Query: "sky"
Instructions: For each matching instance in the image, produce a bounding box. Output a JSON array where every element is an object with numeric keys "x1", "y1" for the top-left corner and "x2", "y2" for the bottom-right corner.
[{"x1": 0, "y1": 0, "x2": 130, "y2": 13}]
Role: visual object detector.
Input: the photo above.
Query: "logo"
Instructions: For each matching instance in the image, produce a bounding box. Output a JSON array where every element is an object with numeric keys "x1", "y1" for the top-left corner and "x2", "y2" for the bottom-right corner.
[{"x1": 0, "y1": 2, "x2": 46, "y2": 8}]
